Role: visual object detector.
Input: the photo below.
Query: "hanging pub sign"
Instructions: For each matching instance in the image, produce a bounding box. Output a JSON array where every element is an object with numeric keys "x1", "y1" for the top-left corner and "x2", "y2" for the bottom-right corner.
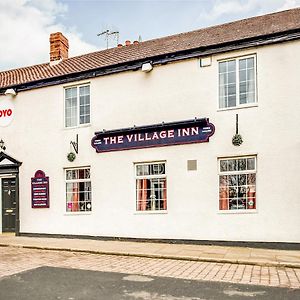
[
  {"x1": 31, "y1": 170, "x2": 49, "y2": 208},
  {"x1": 91, "y1": 118, "x2": 215, "y2": 153}
]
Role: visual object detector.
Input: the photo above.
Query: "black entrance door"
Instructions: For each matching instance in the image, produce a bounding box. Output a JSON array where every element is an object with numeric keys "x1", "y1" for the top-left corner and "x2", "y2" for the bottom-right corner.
[{"x1": 2, "y1": 178, "x2": 16, "y2": 232}]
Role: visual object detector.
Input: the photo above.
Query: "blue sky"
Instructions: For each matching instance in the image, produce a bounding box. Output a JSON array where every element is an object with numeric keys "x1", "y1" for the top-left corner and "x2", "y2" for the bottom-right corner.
[{"x1": 0, "y1": 0, "x2": 299, "y2": 71}]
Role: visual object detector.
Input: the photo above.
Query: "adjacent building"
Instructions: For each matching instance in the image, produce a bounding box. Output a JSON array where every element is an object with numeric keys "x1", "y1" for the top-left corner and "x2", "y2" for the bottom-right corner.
[{"x1": 0, "y1": 8, "x2": 299, "y2": 245}]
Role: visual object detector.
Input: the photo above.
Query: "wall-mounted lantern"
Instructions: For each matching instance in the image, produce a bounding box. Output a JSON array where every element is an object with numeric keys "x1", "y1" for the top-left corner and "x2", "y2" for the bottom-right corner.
[
  {"x1": 4, "y1": 88, "x2": 17, "y2": 97},
  {"x1": 0, "y1": 139, "x2": 6, "y2": 151},
  {"x1": 142, "y1": 62, "x2": 153, "y2": 73}
]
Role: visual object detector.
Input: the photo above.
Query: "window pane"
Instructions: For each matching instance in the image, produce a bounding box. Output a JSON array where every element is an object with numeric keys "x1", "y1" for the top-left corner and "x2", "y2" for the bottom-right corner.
[
  {"x1": 227, "y1": 60, "x2": 236, "y2": 72},
  {"x1": 227, "y1": 95, "x2": 235, "y2": 107},
  {"x1": 229, "y1": 199, "x2": 238, "y2": 210},
  {"x1": 247, "y1": 57, "x2": 254, "y2": 68},
  {"x1": 227, "y1": 72, "x2": 235, "y2": 84},
  {"x1": 247, "y1": 198, "x2": 256, "y2": 209},
  {"x1": 239, "y1": 93, "x2": 247, "y2": 104},
  {"x1": 239, "y1": 82, "x2": 247, "y2": 94},
  {"x1": 228, "y1": 159, "x2": 237, "y2": 171},
  {"x1": 238, "y1": 174, "x2": 246, "y2": 185},
  {"x1": 219, "y1": 90, "x2": 226, "y2": 108},
  {"x1": 247, "y1": 158, "x2": 255, "y2": 170},
  {"x1": 65, "y1": 87, "x2": 77, "y2": 99},
  {"x1": 239, "y1": 70, "x2": 247, "y2": 82},
  {"x1": 229, "y1": 187, "x2": 237, "y2": 198},
  {"x1": 246, "y1": 91, "x2": 255, "y2": 103},
  {"x1": 220, "y1": 160, "x2": 228, "y2": 172},
  {"x1": 247, "y1": 68, "x2": 254, "y2": 81},
  {"x1": 136, "y1": 165, "x2": 143, "y2": 176},
  {"x1": 239, "y1": 59, "x2": 247, "y2": 70},
  {"x1": 79, "y1": 85, "x2": 90, "y2": 96},
  {"x1": 238, "y1": 186, "x2": 247, "y2": 198},
  {"x1": 227, "y1": 84, "x2": 236, "y2": 96},
  {"x1": 219, "y1": 61, "x2": 227, "y2": 73},
  {"x1": 247, "y1": 174, "x2": 256, "y2": 185},
  {"x1": 229, "y1": 175, "x2": 238, "y2": 186},
  {"x1": 238, "y1": 159, "x2": 246, "y2": 171}
]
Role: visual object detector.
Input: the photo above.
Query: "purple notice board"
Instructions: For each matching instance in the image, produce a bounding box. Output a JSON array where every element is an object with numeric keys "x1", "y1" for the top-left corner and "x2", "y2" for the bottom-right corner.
[{"x1": 31, "y1": 170, "x2": 49, "y2": 208}]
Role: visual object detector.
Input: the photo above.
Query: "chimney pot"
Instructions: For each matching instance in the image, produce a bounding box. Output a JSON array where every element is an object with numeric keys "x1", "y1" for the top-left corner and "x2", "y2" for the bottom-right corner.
[
  {"x1": 125, "y1": 40, "x2": 131, "y2": 46},
  {"x1": 133, "y1": 41, "x2": 139, "y2": 45},
  {"x1": 49, "y1": 32, "x2": 69, "y2": 62},
  {"x1": 117, "y1": 43, "x2": 123, "y2": 48}
]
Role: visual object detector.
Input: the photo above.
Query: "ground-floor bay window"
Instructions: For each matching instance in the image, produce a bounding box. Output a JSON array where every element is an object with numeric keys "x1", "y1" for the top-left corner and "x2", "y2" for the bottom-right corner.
[
  {"x1": 136, "y1": 162, "x2": 167, "y2": 211},
  {"x1": 219, "y1": 156, "x2": 256, "y2": 211},
  {"x1": 65, "y1": 167, "x2": 91, "y2": 212}
]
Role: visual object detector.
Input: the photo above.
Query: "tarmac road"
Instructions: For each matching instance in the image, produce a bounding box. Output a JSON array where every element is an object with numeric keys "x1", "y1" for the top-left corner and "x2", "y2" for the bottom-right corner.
[{"x1": 0, "y1": 266, "x2": 299, "y2": 300}]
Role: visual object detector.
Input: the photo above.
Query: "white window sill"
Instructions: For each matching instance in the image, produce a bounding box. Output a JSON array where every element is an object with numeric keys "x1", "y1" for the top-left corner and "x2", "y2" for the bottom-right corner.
[
  {"x1": 64, "y1": 212, "x2": 92, "y2": 216},
  {"x1": 134, "y1": 210, "x2": 168, "y2": 215},
  {"x1": 64, "y1": 123, "x2": 91, "y2": 130},
  {"x1": 217, "y1": 103, "x2": 258, "y2": 112},
  {"x1": 218, "y1": 209, "x2": 258, "y2": 215}
]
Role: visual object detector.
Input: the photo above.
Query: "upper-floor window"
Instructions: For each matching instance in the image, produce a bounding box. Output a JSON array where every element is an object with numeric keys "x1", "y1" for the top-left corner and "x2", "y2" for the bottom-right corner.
[
  {"x1": 219, "y1": 56, "x2": 256, "y2": 109},
  {"x1": 65, "y1": 85, "x2": 90, "y2": 128}
]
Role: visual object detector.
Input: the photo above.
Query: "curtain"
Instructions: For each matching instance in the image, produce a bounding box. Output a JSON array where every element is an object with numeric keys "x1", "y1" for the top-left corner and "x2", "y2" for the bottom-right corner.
[
  {"x1": 247, "y1": 185, "x2": 256, "y2": 209},
  {"x1": 141, "y1": 179, "x2": 148, "y2": 211},
  {"x1": 137, "y1": 180, "x2": 142, "y2": 210},
  {"x1": 219, "y1": 176, "x2": 229, "y2": 210},
  {"x1": 137, "y1": 179, "x2": 148, "y2": 211},
  {"x1": 72, "y1": 183, "x2": 79, "y2": 212},
  {"x1": 162, "y1": 180, "x2": 167, "y2": 210}
]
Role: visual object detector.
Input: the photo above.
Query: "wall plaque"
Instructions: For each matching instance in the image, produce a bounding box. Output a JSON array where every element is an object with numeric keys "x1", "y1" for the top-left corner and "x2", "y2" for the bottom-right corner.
[
  {"x1": 31, "y1": 170, "x2": 49, "y2": 208},
  {"x1": 91, "y1": 118, "x2": 215, "y2": 153}
]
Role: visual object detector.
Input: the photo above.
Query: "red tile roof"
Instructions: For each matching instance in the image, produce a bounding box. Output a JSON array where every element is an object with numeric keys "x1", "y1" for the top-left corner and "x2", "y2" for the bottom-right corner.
[{"x1": 1, "y1": 7, "x2": 300, "y2": 90}]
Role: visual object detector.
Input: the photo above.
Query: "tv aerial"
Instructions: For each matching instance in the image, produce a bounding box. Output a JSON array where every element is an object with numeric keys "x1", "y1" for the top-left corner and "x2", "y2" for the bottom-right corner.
[{"x1": 97, "y1": 29, "x2": 119, "y2": 49}]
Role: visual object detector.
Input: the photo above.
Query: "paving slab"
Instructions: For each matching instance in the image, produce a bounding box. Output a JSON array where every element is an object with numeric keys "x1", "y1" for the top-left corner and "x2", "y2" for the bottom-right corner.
[{"x1": 0, "y1": 235, "x2": 300, "y2": 268}]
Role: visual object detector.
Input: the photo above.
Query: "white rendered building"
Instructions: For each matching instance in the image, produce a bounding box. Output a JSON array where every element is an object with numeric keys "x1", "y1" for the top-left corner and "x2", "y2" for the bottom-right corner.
[{"x1": 0, "y1": 8, "x2": 299, "y2": 246}]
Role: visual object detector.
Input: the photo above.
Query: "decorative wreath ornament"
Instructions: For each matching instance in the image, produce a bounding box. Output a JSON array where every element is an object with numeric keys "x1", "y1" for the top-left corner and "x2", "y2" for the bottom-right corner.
[
  {"x1": 67, "y1": 152, "x2": 76, "y2": 162},
  {"x1": 232, "y1": 133, "x2": 243, "y2": 146}
]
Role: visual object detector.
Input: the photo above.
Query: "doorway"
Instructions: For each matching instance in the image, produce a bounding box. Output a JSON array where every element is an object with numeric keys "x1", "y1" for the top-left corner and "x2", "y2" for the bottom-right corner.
[
  {"x1": 1, "y1": 178, "x2": 16, "y2": 232},
  {"x1": 0, "y1": 151, "x2": 22, "y2": 235}
]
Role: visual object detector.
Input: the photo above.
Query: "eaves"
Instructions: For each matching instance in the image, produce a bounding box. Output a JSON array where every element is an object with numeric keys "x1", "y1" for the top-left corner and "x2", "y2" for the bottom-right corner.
[{"x1": 1, "y1": 28, "x2": 300, "y2": 95}]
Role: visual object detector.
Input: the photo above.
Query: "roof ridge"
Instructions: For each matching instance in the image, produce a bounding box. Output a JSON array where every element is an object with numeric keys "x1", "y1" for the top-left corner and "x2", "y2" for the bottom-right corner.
[
  {"x1": 1, "y1": 7, "x2": 300, "y2": 90},
  {"x1": 1, "y1": 7, "x2": 299, "y2": 75},
  {"x1": 125, "y1": 7, "x2": 300, "y2": 44}
]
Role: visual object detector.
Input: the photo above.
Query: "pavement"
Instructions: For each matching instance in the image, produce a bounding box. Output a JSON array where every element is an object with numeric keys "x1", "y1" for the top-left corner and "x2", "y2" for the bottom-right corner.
[{"x1": 1, "y1": 234, "x2": 300, "y2": 269}]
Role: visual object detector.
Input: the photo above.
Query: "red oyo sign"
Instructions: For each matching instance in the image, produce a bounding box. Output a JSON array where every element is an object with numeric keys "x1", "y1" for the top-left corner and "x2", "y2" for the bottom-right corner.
[
  {"x1": 0, "y1": 109, "x2": 12, "y2": 117},
  {"x1": 0, "y1": 98, "x2": 14, "y2": 127}
]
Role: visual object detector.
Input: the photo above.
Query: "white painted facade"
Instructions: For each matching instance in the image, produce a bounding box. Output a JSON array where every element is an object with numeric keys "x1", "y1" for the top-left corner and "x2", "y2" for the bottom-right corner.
[{"x1": 0, "y1": 41, "x2": 300, "y2": 243}]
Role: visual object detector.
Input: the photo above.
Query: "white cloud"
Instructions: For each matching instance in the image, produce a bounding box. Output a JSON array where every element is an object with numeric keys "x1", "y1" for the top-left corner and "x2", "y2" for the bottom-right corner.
[
  {"x1": 277, "y1": 0, "x2": 300, "y2": 11},
  {"x1": 202, "y1": 0, "x2": 257, "y2": 20},
  {"x1": 197, "y1": 0, "x2": 300, "y2": 23},
  {"x1": 0, "y1": 0, "x2": 98, "y2": 71}
]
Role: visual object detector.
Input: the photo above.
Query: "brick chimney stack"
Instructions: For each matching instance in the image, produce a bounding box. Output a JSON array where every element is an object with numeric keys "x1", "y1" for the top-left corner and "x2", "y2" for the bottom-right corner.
[{"x1": 49, "y1": 32, "x2": 69, "y2": 62}]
